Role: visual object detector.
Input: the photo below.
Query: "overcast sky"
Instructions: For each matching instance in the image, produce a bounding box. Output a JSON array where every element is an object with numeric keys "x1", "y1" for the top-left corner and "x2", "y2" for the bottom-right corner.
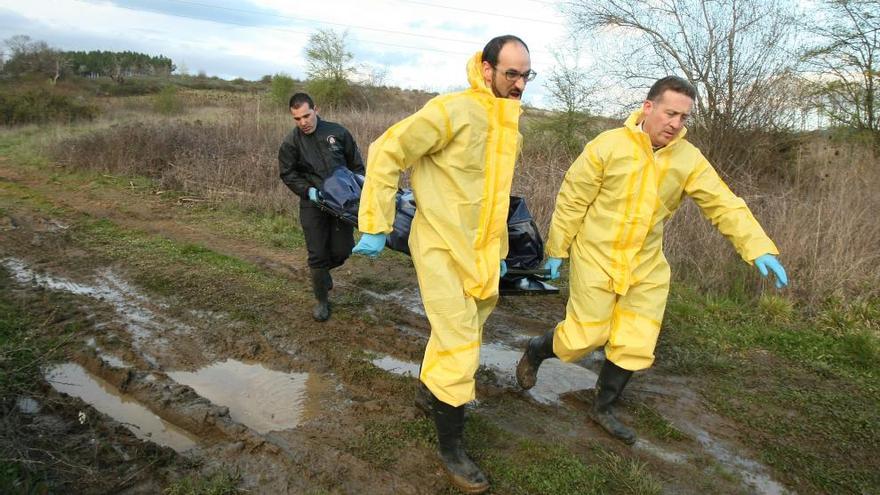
[{"x1": 0, "y1": 0, "x2": 575, "y2": 108}]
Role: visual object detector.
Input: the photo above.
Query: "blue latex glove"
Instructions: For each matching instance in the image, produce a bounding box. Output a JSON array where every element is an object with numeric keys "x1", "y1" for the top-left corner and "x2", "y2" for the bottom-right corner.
[
  {"x1": 352, "y1": 233, "x2": 387, "y2": 258},
  {"x1": 500, "y1": 260, "x2": 508, "y2": 278},
  {"x1": 307, "y1": 187, "x2": 322, "y2": 203},
  {"x1": 544, "y1": 257, "x2": 563, "y2": 280},
  {"x1": 754, "y1": 254, "x2": 788, "y2": 289}
]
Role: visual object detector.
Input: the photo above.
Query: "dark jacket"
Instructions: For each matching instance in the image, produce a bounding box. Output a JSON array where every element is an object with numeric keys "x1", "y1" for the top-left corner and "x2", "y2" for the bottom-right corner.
[{"x1": 278, "y1": 117, "x2": 365, "y2": 203}]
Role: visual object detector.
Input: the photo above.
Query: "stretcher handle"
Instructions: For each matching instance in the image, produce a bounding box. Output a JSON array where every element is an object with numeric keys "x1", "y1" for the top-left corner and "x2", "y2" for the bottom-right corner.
[{"x1": 506, "y1": 268, "x2": 551, "y2": 276}]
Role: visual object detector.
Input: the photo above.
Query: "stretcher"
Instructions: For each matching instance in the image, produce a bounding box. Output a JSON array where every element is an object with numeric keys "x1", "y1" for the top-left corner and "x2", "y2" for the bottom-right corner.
[{"x1": 315, "y1": 167, "x2": 558, "y2": 296}]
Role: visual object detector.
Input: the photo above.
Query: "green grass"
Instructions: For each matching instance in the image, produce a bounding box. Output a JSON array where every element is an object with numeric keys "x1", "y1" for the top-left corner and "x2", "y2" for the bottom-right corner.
[
  {"x1": 467, "y1": 415, "x2": 661, "y2": 495},
  {"x1": 347, "y1": 409, "x2": 662, "y2": 495},
  {"x1": 0, "y1": 128, "x2": 53, "y2": 169},
  {"x1": 164, "y1": 468, "x2": 242, "y2": 495},
  {"x1": 0, "y1": 272, "x2": 41, "y2": 393},
  {"x1": 73, "y1": 217, "x2": 303, "y2": 324},
  {"x1": 188, "y1": 204, "x2": 305, "y2": 250},
  {"x1": 0, "y1": 461, "x2": 50, "y2": 495},
  {"x1": 0, "y1": 266, "x2": 81, "y2": 395},
  {"x1": 631, "y1": 403, "x2": 688, "y2": 442},
  {"x1": 659, "y1": 285, "x2": 880, "y2": 493},
  {"x1": 351, "y1": 417, "x2": 435, "y2": 468}
]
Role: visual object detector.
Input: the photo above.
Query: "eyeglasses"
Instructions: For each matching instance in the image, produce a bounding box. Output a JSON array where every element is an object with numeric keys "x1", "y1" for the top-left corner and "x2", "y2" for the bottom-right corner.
[{"x1": 495, "y1": 67, "x2": 537, "y2": 82}]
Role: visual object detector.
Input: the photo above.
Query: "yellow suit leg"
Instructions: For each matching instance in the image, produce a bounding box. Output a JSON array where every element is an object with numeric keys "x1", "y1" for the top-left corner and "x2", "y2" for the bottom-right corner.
[
  {"x1": 605, "y1": 262, "x2": 670, "y2": 371},
  {"x1": 414, "y1": 240, "x2": 498, "y2": 407},
  {"x1": 552, "y1": 256, "x2": 617, "y2": 363}
]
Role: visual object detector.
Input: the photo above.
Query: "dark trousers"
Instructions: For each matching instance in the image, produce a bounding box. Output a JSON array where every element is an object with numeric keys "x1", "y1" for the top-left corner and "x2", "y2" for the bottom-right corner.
[{"x1": 300, "y1": 204, "x2": 354, "y2": 269}]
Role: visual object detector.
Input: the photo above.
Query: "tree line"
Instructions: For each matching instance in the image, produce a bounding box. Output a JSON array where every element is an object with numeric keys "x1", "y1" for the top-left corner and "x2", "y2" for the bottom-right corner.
[{"x1": 1, "y1": 35, "x2": 174, "y2": 84}]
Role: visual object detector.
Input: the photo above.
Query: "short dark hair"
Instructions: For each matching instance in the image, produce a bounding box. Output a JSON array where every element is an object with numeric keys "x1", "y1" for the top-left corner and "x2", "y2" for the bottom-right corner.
[
  {"x1": 646, "y1": 76, "x2": 697, "y2": 102},
  {"x1": 481, "y1": 35, "x2": 529, "y2": 66},
  {"x1": 289, "y1": 92, "x2": 314, "y2": 110}
]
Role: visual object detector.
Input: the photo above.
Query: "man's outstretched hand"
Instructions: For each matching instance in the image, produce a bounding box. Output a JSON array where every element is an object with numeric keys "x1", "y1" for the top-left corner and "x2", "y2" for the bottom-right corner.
[{"x1": 754, "y1": 254, "x2": 789, "y2": 289}]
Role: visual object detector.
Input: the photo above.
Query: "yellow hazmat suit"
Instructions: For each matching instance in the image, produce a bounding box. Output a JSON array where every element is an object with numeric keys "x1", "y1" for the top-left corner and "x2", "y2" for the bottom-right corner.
[
  {"x1": 546, "y1": 109, "x2": 778, "y2": 371},
  {"x1": 358, "y1": 52, "x2": 522, "y2": 406}
]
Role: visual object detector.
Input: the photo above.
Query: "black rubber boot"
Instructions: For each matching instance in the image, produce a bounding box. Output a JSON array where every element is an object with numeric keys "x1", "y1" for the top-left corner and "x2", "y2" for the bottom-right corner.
[
  {"x1": 310, "y1": 268, "x2": 331, "y2": 322},
  {"x1": 515, "y1": 330, "x2": 556, "y2": 390},
  {"x1": 431, "y1": 395, "x2": 490, "y2": 494},
  {"x1": 590, "y1": 359, "x2": 637, "y2": 445}
]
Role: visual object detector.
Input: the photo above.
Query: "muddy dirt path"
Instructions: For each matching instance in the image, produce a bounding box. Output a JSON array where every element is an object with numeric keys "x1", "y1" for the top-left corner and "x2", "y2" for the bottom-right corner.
[{"x1": 0, "y1": 159, "x2": 794, "y2": 494}]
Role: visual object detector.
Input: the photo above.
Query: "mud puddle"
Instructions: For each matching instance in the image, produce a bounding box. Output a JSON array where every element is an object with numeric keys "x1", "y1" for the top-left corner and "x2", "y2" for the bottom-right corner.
[
  {"x1": 363, "y1": 287, "x2": 425, "y2": 316},
  {"x1": 372, "y1": 342, "x2": 598, "y2": 405},
  {"x1": 371, "y1": 355, "x2": 420, "y2": 378},
  {"x1": 3, "y1": 257, "x2": 190, "y2": 367},
  {"x1": 167, "y1": 359, "x2": 325, "y2": 434},
  {"x1": 44, "y1": 362, "x2": 199, "y2": 452},
  {"x1": 685, "y1": 425, "x2": 790, "y2": 495}
]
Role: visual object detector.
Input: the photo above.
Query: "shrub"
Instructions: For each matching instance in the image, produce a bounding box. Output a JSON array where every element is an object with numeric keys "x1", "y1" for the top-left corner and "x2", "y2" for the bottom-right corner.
[
  {"x1": 0, "y1": 86, "x2": 98, "y2": 125},
  {"x1": 306, "y1": 77, "x2": 351, "y2": 109},
  {"x1": 153, "y1": 85, "x2": 182, "y2": 115},
  {"x1": 269, "y1": 73, "x2": 296, "y2": 109}
]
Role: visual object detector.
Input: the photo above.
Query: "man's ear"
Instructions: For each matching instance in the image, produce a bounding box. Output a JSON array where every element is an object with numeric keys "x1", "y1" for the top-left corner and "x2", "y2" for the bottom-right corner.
[
  {"x1": 482, "y1": 61, "x2": 493, "y2": 84},
  {"x1": 641, "y1": 99, "x2": 653, "y2": 116},
  {"x1": 313, "y1": 106, "x2": 320, "y2": 116}
]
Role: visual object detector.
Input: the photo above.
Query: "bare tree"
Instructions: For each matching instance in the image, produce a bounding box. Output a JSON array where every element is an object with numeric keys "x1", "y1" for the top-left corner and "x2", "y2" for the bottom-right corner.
[
  {"x1": 546, "y1": 46, "x2": 596, "y2": 119},
  {"x1": 561, "y1": 0, "x2": 802, "y2": 171},
  {"x1": 2, "y1": 35, "x2": 71, "y2": 83},
  {"x1": 802, "y1": 0, "x2": 880, "y2": 142},
  {"x1": 543, "y1": 44, "x2": 599, "y2": 152}
]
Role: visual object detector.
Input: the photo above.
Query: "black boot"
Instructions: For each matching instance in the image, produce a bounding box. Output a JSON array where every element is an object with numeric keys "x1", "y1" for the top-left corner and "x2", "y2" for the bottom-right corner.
[
  {"x1": 590, "y1": 360, "x2": 637, "y2": 445},
  {"x1": 310, "y1": 268, "x2": 331, "y2": 322},
  {"x1": 515, "y1": 330, "x2": 556, "y2": 390},
  {"x1": 431, "y1": 396, "x2": 490, "y2": 494}
]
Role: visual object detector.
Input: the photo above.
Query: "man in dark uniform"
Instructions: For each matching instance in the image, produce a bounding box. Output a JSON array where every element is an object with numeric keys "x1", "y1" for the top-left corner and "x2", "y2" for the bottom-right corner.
[{"x1": 279, "y1": 92, "x2": 365, "y2": 322}]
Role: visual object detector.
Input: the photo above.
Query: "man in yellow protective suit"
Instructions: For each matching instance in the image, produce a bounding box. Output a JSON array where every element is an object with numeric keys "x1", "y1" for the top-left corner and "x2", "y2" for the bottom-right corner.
[
  {"x1": 516, "y1": 76, "x2": 789, "y2": 445},
  {"x1": 352, "y1": 35, "x2": 533, "y2": 494}
]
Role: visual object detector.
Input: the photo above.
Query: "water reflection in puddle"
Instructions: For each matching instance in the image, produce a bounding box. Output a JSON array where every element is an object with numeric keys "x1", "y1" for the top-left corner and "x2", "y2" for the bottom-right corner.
[
  {"x1": 480, "y1": 343, "x2": 598, "y2": 404},
  {"x1": 99, "y1": 353, "x2": 130, "y2": 368},
  {"x1": 44, "y1": 363, "x2": 198, "y2": 452},
  {"x1": 371, "y1": 343, "x2": 597, "y2": 405},
  {"x1": 372, "y1": 355, "x2": 420, "y2": 377},
  {"x1": 167, "y1": 359, "x2": 321, "y2": 434}
]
